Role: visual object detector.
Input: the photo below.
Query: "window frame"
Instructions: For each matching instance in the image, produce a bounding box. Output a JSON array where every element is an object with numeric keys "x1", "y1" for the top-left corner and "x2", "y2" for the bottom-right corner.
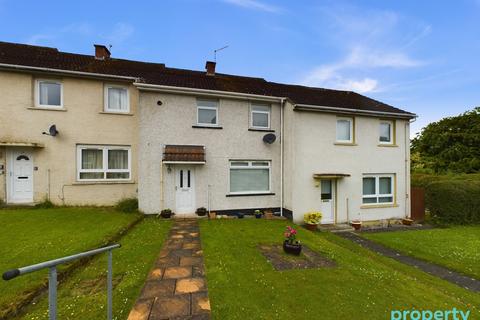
[
  {"x1": 250, "y1": 103, "x2": 271, "y2": 129},
  {"x1": 379, "y1": 120, "x2": 394, "y2": 145},
  {"x1": 336, "y1": 117, "x2": 354, "y2": 143},
  {"x1": 35, "y1": 79, "x2": 64, "y2": 109},
  {"x1": 362, "y1": 174, "x2": 395, "y2": 205},
  {"x1": 104, "y1": 84, "x2": 130, "y2": 113},
  {"x1": 228, "y1": 160, "x2": 272, "y2": 195},
  {"x1": 196, "y1": 99, "x2": 219, "y2": 127},
  {"x1": 76, "y1": 145, "x2": 131, "y2": 182}
]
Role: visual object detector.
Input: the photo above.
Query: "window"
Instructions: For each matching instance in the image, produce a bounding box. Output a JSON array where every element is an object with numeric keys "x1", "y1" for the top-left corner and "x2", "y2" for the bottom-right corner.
[
  {"x1": 379, "y1": 120, "x2": 394, "y2": 144},
  {"x1": 105, "y1": 85, "x2": 129, "y2": 112},
  {"x1": 77, "y1": 145, "x2": 131, "y2": 181},
  {"x1": 229, "y1": 160, "x2": 271, "y2": 194},
  {"x1": 362, "y1": 174, "x2": 394, "y2": 204},
  {"x1": 197, "y1": 99, "x2": 218, "y2": 126},
  {"x1": 36, "y1": 80, "x2": 62, "y2": 108},
  {"x1": 336, "y1": 117, "x2": 353, "y2": 143},
  {"x1": 251, "y1": 104, "x2": 271, "y2": 129}
]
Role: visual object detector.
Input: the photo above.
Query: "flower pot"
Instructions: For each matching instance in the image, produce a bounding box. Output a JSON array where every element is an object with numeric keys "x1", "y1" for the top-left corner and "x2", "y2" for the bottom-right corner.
[
  {"x1": 305, "y1": 223, "x2": 318, "y2": 231},
  {"x1": 351, "y1": 221, "x2": 362, "y2": 230},
  {"x1": 208, "y1": 212, "x2": 216, "y2": 219},
  {"x1": 283, "y1": 240, "x2": 302, "y2": 255},
  {"x1": 255, "y1": 214, "x2": 262, "y2": 219},
  {"x1": 160, "y1": 212, "x2": 172, "y2": 219},
  {"x1": 402, "y1": 218, "x2": 413, "y2": 226}
]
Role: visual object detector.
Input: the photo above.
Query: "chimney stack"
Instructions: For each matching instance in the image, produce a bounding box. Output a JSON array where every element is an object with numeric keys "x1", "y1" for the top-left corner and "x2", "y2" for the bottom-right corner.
[
  {"x1": 205, "y1": 61, "x2": 216, "y2": 76},
  {"x1": 94, "y1": 44, "x2": 111, "y2": 60}
]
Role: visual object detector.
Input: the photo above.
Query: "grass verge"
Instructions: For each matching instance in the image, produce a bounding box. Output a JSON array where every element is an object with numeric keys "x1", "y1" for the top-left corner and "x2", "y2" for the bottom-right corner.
[{"x1": 362, "y1": 226, "x2": 480, "y2": 279}]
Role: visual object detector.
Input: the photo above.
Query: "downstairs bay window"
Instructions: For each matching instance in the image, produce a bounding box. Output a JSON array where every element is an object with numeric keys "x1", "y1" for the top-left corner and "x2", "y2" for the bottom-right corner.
[
  {"x1": 77, "y1": 145, "x2": 131, "y2": 181},
  {"x1": 229, "y1": 160, "x2": 271, "y2": 194},
  {"x1": 362, "y1": 174, "x2": 395, "y2": 205}
]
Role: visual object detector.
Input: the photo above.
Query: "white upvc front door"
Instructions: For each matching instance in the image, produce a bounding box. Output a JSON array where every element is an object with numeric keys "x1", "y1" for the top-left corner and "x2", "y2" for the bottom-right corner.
[
  {"x1": 320, "y1": 179, "x2": 335, "y2": 224},
  {"x1": 175, "y1": 166, "x2": 195, "y2": 214},
  {"x1": 7, "y1": 148, "x2": 34, "y2": 204}
]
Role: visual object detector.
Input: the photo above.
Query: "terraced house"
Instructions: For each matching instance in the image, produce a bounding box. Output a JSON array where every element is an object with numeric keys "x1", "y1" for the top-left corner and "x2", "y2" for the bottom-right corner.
[{"x1": 0, "y1": 41, "x2": 416, "y2": 224}]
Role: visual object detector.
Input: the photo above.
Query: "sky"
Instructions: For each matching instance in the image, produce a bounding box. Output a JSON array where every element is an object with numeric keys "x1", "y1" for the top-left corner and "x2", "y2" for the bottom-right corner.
[{"x1": 1, "y1": 0, "x2": 479, "y2": 136}]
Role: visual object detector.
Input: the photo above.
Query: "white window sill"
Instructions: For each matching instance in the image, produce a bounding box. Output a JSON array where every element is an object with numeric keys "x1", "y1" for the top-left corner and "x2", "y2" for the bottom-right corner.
[
  {"x1": 73, "y1": 180, "x2": 136, "y2": 185},
  {"x1": 378, "y1": 144, "x2": 398, "y2": 147},
  {"x1": 248, "y1": 128, "x2": 275, "y2": 132},
  {"x1": 99, "y1": 111, "x2": 134, "y2": 116},
  {"x1": 360, "y1": 203, "x2": 398, "y2": 209},
  {"x1": 192, "y1": 125, "x2": 223, "y2": 129},
  {"x1": 28, "y1": 107, "x2": 67, "y2": 112},
  {"x1": 334, "y1": 142, "x2": 357, "y2": 146}
]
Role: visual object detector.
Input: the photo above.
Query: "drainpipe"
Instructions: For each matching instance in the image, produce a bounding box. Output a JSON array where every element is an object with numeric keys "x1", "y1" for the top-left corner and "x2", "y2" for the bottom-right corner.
[
  {"x1": 280, "y1": 98, "x2": 285, "y2": 217},
  {"x1": 405, "y1": 117, "x2": 417, "y2": 218}
]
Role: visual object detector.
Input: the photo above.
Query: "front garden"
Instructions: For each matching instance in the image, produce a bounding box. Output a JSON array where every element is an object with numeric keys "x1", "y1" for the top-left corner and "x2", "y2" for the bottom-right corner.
[
  {"x1": 200, "y1": 219, "x2": 480, "y2": 319},
  {"x1": 1, "y1": 207, "x2": 479, "y2": 319},
  {"x1": 0, "y1": 207, "x2": 171, "y2": 319}
]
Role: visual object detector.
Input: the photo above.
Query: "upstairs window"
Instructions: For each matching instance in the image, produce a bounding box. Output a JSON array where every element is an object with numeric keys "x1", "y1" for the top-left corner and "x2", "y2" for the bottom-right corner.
[
  {"x1": 197, "y1": 99, "x2": 219, "y2": 126},
  {"x1": 379, "y1": 120, "x2": 394, "y2": 144},
  {"x1": 336, "y1": 117, "x2": 353, "y2": 143},
  {"x1": 251, "y1": 104, "x2": 271, "y2": 129},
  {"x1": 77, "y1": 145, "x2": 131, "y2": 181},
  {"x1": 105, "y1": 85, "x2": 129, "y2": 112},
  {"x1": 36, "y1": 80, "x2": 62, "y2": 108},
  {"x1": 362, "y1": 174, "x2": 394, "y2": 204}
]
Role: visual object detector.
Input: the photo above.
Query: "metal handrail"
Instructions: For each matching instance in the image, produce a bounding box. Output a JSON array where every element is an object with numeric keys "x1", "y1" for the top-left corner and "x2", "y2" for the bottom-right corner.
[{"x1": 2, "y1": 244, "x2": 121, "y2": 320}]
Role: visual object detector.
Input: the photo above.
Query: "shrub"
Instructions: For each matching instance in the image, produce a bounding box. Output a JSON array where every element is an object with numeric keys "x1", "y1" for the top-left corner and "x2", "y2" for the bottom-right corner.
[
  {"x1": 304, "y1": 211, "x2": 322, "y2": 225},
  {"x1": 426, "y1": 180, "x2": 480, "y2": 224},
  {"x1": 35, "y1": 199, "x2": 55, "y2": 209},
  {"x1": 115, "y1": 198, "x2": 138, "y2": 213}
]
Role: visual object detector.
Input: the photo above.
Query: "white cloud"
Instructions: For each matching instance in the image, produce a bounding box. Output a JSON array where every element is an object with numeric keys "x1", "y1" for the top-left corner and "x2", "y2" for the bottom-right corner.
[
  {"x1": 222, "y1": 0, "x2": 281, "y2": 13},
  {"x1": 25, "y1": 34, "x2": 54, "y2": 45},
  {"x1": 301, "y1": 6, "x2": 429, "y2": 93},
  {"x1": 102, "y1": 23, "x2": 134, "y2": 45}
]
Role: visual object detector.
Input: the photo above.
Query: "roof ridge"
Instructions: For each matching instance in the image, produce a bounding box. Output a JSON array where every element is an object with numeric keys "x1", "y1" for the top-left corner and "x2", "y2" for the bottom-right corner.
[{"x1": 0, "y1": 41, "x2": 59, "y2": 52}]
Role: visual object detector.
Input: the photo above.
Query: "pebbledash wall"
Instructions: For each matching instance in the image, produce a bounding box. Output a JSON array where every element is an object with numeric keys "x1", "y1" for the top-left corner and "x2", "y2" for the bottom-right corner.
[
  {"x1": 0, "y1": 70, "x2": 138, "y2": 205},
  {"x1": 138, "y1": 91, "x2": 281, "y2": 214},
  {"x1": 283, "y1": 106, "x2": 411, "y2": 224}
]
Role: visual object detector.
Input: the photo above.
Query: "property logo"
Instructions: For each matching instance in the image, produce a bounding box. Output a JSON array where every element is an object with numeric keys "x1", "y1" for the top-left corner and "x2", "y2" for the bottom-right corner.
[{"x1": 391, "y1": 308, "x2": 470, "y2": 320}]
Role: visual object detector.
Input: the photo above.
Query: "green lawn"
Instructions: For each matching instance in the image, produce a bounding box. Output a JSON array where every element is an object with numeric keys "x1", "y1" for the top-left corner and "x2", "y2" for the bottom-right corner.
[
  {"x1": 15, "y1": 218, "x2": 172, "y2": 320},
  {"x1": 0, "y1": 207, "x2": 139, "y2": 317},
  {"x1": 200, "y1": 220, "x2": 480, "y2": 320},
  {"x1": 362, "y1": 226, "x2": 480, "y2": 279}
]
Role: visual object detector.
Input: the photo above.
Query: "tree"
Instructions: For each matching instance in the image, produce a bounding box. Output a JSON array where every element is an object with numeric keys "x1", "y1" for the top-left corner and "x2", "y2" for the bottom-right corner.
[{"x1": 411, "y1": 107, "x2": 480, "y2": 173}]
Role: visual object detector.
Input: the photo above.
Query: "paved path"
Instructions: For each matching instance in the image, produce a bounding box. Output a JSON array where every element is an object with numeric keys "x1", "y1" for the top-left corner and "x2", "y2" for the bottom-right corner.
[
  {"x1": 127, "y1": 219, "x2": 211, "y2": 320},
  {"x1": 337, "y1": 232, "x2": 480, "y2": 292}
]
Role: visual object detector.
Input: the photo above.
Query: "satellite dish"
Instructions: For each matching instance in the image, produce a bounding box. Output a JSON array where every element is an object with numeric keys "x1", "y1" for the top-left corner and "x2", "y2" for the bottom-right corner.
[
  {"x1": 263, "y1": 133, "x2": 276, "y2": 144},
  {"x1": 43, "y1": 125, "x2": 59, "y2": 137}
]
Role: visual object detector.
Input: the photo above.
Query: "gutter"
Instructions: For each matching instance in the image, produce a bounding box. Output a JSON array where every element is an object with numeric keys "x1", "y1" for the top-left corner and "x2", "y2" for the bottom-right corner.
[
  {"x1": 134, "y1": 83, "x2": 283, "y2": 102},
  {"x1": 0, "y1": 63, "x2": 139, "y2": 82},
  {"x1": 294, "y1": 103, "x2": 417, "y2": 119}
]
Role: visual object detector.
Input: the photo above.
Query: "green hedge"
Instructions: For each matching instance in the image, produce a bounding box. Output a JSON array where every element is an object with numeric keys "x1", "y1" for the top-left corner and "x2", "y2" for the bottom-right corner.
[
  {"x1": 426, "y1": 180, "x2": 480, "y2": 224},
  {"x1": 115, "y1": 198, "x2": 138, "y2": 213}
]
